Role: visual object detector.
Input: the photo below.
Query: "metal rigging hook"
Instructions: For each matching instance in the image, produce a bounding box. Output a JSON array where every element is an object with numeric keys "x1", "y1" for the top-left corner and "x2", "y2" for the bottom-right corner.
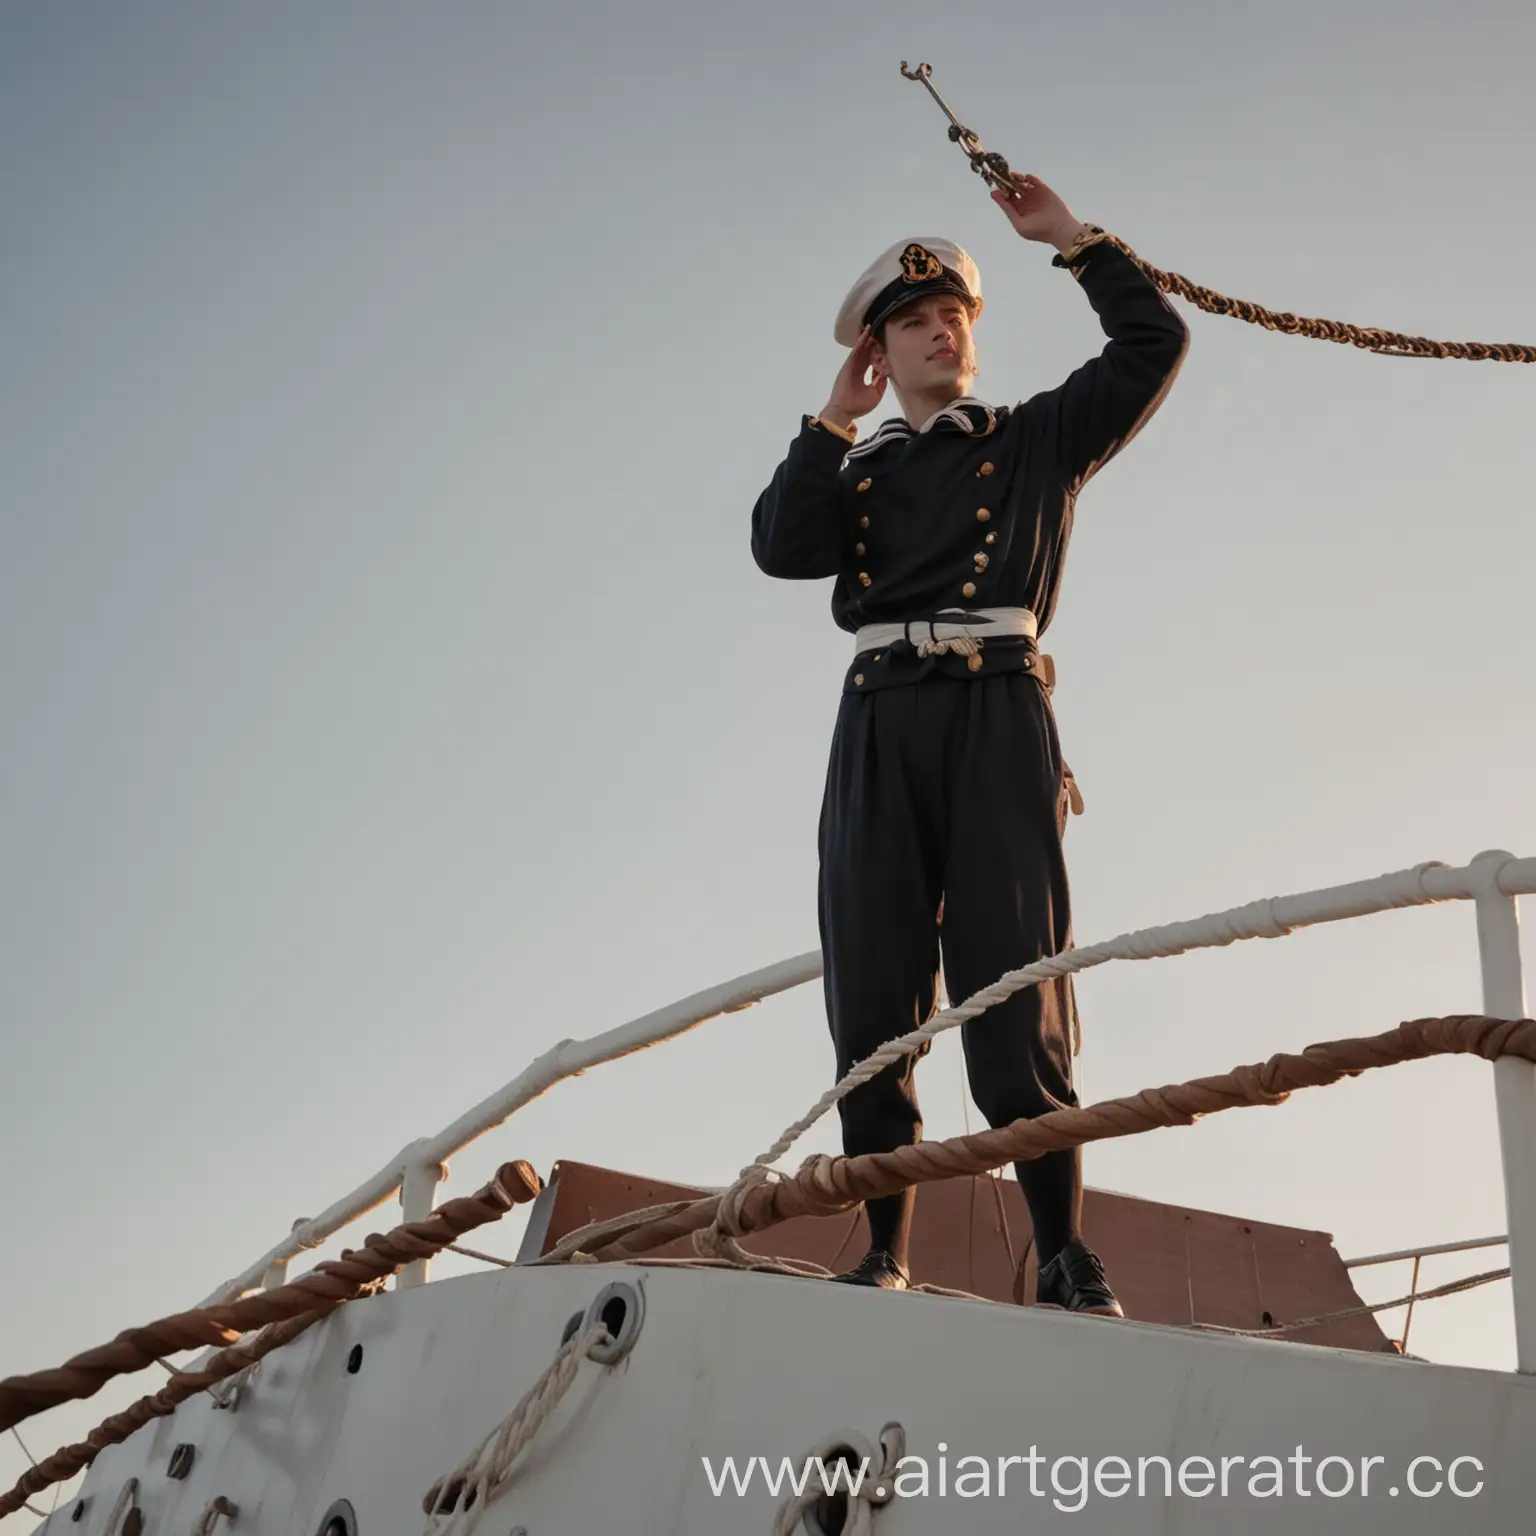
[{"x1": 899, "y1": 60, "x2": 1019, "y2": 197}]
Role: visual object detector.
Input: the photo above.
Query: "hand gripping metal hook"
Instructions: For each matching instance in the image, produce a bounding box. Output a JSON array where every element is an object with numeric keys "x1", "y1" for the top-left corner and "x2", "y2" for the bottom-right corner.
[{"x1": 899, "y1": 60, "x2": 1018, "y2": 197}]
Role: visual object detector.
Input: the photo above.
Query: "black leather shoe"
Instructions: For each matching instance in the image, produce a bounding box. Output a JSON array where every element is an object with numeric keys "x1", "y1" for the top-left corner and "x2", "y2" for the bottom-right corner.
[
  {"x1": 1036, "y1": 1241, "x2": 1124, "y2": 1317},
  {"x1": 832, "y1": 1249, "x2": 910, "y2": 1289}
]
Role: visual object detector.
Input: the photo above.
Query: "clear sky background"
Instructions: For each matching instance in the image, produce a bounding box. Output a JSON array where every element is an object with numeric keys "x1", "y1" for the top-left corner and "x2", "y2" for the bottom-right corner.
[{"x1": 2, "y1": 0, "x2": 1533, "y2": 1513}]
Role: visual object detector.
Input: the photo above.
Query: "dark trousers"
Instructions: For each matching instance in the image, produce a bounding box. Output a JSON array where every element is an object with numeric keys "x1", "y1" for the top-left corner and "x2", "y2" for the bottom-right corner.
[{"x1": 817, "y1": 668, "x2": 1082, "y2": 1271}]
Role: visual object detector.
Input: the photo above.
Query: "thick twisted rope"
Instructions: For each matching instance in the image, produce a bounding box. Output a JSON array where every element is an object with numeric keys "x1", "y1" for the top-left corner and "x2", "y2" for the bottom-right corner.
[
  {"x1": 899, "y1": 61, "x2": 1530, "y2": 360},
  {"x1": 423, "y1": 1320, "x2": 612, "y2": 1536},
  {"x1": 0, "y1": 1312, "x2": 329, "y2": 1521},
  {"x1": 529, "y1": 1016, "x2": 1536, "y2": 1268},
  {"x1": 1100, "y1": 233, "x2": 1535, "y2": 362},
  {"x1": 0, "y1": 1162, "x2": 542, "y2": 1517}
]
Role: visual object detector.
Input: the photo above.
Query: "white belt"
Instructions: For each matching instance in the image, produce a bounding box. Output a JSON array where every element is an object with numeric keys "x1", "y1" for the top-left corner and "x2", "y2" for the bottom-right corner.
[
  {"x1": 850, "y1": 604, "x2": 1083, "y2": 818},
  {"x1": 853, "y1": 606, "x2": 1038, "y2": 658}
]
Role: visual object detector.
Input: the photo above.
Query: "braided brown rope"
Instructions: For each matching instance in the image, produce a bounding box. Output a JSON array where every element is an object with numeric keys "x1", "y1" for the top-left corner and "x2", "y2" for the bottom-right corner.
[
  {"x1": 1101, "y1": 235, "x2": 1536, "y2": 363},
  {"x1": 0, "y1": 1160, "x2": 540, "y2": 1475},
  {"x1": 563, "y1": 1015, "x2": 1536, "y2": 1264},
  {"x1": 0, "y1": 1311, "x2": 321, "y2": 1519}
]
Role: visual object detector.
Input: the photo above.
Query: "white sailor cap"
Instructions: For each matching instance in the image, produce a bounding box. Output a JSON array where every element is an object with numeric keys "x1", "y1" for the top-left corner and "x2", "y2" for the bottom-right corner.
[{"x1": 833, "y1": 237, "x2": 983, "y2": 348}]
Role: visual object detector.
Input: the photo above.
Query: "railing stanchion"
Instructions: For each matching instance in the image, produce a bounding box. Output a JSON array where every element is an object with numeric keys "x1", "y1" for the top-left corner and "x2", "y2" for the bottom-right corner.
[
  {"x1": 262, "y1": 1220, "x2": 308, "y2": 1290},
  {"x1": 1472, "y1": 849, "x2": 1535, "y2": 1371},
  {"x1": 397, "y1": 1144, "x2": 446, "y2": 1289}
]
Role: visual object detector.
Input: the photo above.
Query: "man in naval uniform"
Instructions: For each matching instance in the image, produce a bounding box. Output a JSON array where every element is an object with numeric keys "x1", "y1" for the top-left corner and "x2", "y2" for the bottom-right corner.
[{"x1": 750, "y1": 173, "x2": 1188, "y2": 1313}]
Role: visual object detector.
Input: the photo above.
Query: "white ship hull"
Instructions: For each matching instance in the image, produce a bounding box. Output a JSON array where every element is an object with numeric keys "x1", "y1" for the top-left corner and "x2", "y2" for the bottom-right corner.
[{"x1": 38, "y1": 1259, "x2": 1534, "y2": 1535}]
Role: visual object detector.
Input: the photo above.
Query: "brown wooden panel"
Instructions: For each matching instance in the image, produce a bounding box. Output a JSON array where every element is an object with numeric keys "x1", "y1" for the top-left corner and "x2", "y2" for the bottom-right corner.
[{"x1": 534, "y1": 1160, "x2": 1393, "y2": 1354}]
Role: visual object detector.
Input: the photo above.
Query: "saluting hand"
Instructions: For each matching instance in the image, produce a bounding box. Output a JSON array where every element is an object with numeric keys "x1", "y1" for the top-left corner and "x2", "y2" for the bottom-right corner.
[
  {"x1": 821, "y1": 325, "x2": 888, "y2": 428},
  {"x1": 991, "y1": 172, "x2": 1087, "y2": 254}
]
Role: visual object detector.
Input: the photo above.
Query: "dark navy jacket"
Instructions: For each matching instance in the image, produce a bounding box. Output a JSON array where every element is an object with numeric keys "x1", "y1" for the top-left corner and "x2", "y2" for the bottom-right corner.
[{"x1": 751, "y1": 238, "x2": 1189, "y2": 693}]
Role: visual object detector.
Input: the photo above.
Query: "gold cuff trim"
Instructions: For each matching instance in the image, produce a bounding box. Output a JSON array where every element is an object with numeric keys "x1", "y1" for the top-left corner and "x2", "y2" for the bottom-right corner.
[
  {"x1": 1061, "y1": 223, "x2": 1109, "y2": 263},
  {"x1": 1059, "y1": 224, "x2": 1115, "y2": 280},
  {"x1": 811, "y1": 414, "x2": 858, "y2": 444}
]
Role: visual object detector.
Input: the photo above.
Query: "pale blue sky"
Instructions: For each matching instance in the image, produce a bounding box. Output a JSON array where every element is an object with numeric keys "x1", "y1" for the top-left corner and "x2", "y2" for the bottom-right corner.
[{"x1": 3, "y1": 0, "x2": 1534, "y2": 1510}]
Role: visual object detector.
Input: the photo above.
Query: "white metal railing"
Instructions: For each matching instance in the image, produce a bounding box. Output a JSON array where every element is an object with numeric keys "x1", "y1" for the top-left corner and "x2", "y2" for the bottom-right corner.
[
  {"x1": 201, "y1": 849, "x2": 1534, "y2": 1367},
  {"x1": 1343, "y1": 1235, "x2": 1512, "y2": 1356},
  {"x1": 1344, "y1": 1234, "x2": 1509, "y2": 1270}
]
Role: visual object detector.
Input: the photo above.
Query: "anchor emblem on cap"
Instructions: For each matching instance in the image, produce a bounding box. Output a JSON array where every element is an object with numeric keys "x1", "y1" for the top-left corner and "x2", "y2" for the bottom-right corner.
[{"x1": 899, "y1": 243, "x2": 944, "y2": 283}]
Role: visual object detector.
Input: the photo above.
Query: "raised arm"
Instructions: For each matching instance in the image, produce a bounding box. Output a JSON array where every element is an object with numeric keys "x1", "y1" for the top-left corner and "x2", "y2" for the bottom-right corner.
[
  {"x1": 750, "y1": 327, "x2": 888, "y2": 580},
  {"x1": 992, "y1": 174, "x2": 1190, "y2": 492}
]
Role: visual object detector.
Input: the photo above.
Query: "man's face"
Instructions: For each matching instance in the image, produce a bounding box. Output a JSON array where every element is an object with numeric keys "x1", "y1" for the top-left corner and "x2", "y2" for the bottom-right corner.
[{"x1": 872, "y1": 293, "x2": 977, "y2": 398}]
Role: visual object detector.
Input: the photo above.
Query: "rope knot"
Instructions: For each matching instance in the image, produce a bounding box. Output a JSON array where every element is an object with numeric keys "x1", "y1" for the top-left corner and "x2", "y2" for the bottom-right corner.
[
  {"x1": 794, "y1": 1153, "x2": 852, "y2": 1211},
  {"x1": 915, "y1": 634, "x2": 981, "y2": 658},
  {"x1": 693, "y1": 1164, "x2": 775, "y2": 1261}
]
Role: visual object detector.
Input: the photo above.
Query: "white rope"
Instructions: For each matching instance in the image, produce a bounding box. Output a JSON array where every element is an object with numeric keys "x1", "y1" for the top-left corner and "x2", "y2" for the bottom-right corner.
[
  {"x1": 8, "y1": 1427, "x2": 37, "y2": 1469},
  {"x1": 424, "y1": 1321, "x2": 611, "y2": 1536},
  {"x1": 191, "y1": 1495, "x2": 237, "y2": 1535},
  {"x1": 773, "y1": 1423, "x2": 905, "y2": 1536},
  {"x1": 9, "y1": 1427, "x2": 50, "y2": 1519},
  {"x1": 101, "y1": 1478, "x2": 140, "y2": 1536},
  {"x1": 445, "y1": 1243, "x2": 514, "y2": 1269},
  {"x1": 544, "y1": 1248, "x2": 994, "y2": 1303},
  {"x1": 531, "y1": 1200, "x2": 702, "y2": 1267}
]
